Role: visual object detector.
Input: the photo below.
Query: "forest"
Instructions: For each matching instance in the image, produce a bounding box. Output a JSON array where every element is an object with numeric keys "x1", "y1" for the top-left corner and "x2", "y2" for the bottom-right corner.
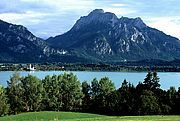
[{"x1": 0, "y1": 72, "x2": 180, "y2": 117}]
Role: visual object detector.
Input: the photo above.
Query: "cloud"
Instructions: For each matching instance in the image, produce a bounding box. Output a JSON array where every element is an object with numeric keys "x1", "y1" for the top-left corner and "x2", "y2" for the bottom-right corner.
[
  {"x1": 0, "y1": 0, "x2": 50, "y2": 14},
  {"x1": 0, "y1": 11, "x2": 48, "y2": 24},
  {"x1": 111, "y1": 3, "x2": 127, "y2": 7},
  {"x1": 103, "y1": 7, "x2": 136, "y2": 16},
  {"x1": 145, "y1": 16, "x2": 180, "y2": 39},
  {"x1": 0, "y1": 0, "x2": 96, "y2": 38}
]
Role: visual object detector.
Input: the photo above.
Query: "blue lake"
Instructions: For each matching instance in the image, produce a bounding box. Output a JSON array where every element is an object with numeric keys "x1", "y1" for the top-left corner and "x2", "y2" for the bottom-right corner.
[{"x1": 0, "y1": 71, "x2": 180, "y2": 90}]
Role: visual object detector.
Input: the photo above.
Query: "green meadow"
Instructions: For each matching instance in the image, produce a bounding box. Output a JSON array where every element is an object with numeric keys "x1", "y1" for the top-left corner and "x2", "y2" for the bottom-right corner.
[{"x1": 0, "y1": 112, "x2": 180, "y2": 121}]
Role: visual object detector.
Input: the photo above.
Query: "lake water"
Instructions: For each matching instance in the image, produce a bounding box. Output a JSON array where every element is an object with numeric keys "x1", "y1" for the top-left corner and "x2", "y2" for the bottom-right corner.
[{"x1": 0, "y1": 71, "x2": 180, "y2": 90}]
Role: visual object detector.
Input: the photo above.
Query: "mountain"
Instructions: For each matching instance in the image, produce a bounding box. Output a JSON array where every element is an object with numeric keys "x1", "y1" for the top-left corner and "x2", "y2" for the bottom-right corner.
[
  {"x1": 47, "y1": 9, "x2": 180, "y2": 63},
  {"x1": 0, "y1": 19, "x2": 68, "y2": 63},
  {"x1": 1, "y1": 9, "x2": 180, "y2": 63}
]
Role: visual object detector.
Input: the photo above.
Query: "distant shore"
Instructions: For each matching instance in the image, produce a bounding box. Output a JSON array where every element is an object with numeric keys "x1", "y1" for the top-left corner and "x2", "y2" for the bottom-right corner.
[{"x1": 0, "y1": 63, "x2": 180, "y2": 72}]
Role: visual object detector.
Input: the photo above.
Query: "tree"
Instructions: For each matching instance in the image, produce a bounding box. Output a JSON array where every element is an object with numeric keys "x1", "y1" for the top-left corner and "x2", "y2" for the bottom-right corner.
[
  {"x1": 143, "y1": 71, "x2": 160, "y2": 90},
  {"x1": 21, "y1": 75, "x2": 43, "y2": 112},
  {"x1": 118, "y1": 79, "x2": 136, "y2": 115},
  {"x1": 81, "y1": 81, "x2": 91, "y2": 111},
  {"x1": 82, "y1": 81, "x2": 90, "y2": 96},
  {"x1": 99, "y1": 77, "x2": 115, "y2": 96},
  {"x1": 120, "y1": 79, "x2": 129, "y2": 91},
  {"x1": 138, "y1": 90, "x2": 161, "y2": 115},
  {"x1": 166, "y1": 87, "x2": 177, "y2": 114},
  {"x1": 61, "y1": 73, "x2": 83, "y2": 111},
  {"x1": 91, "y1": 78, "x2": 99, "y2": 99},
  {"x1": 106, "y1": 90, "x2": 121, "y2": 115},
  {"x1": 42, "y1": 73, "x2": 82, "y2": 111},
  {"x1": 0, "y1": 86, "x2": 9, "y2": 116},
  {"x1": 42, "y1": 75, "x2": 63, "y2": 111},
  {"x1": 174, "y1": 87, "x2": 180, "y2": 114},
  {"x1": 97, "y1": 77, "x2": 116, "y2": 113},
  {"x1": 154, "y1": 89, "x2": 171, "y2": 115},
  {"x1": 7, "y1": 72, "x2": 23, "y2": 114},
  {"x1": 90, "y1": 78, "x2": 99, "y2": 112}
]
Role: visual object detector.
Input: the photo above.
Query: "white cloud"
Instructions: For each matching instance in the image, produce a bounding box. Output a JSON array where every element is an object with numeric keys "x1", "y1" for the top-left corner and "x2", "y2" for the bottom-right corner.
[
  {"x1": 146, "y1": 17, "x2": 180, "y2": 39},
  {"x1": 20, "y1": 0, "x2": 95, "y2": 12},
  {"x1": 111, "y1": 3, "x2": 126, "y2": 7},
  {"x1": 0, "y1": 11, "x2": 48, "y2": 25},
  {"x1": 0, "y1": 11, "x2": 52, "y2": 38},
  {"x1": 103, "y1": 7, "x2": 136, "y2": 16},
  {"x1": 0, "y1": 0, "x2": 96, "y2": 38}
]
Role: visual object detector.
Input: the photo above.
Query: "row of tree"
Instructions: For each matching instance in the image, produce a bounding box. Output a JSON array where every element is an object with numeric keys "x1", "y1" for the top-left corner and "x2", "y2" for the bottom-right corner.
[{"x1": 0, "y1": 72, "x2": 180, "y2": 117}]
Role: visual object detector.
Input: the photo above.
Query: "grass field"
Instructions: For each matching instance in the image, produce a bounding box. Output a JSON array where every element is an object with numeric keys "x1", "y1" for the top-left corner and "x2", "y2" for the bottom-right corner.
[{"x1": 0, "y1": 111, "x2": 180, "y2": 121}]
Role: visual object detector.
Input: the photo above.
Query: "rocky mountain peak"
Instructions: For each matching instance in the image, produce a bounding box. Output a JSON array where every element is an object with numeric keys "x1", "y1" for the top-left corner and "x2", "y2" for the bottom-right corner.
[
  {"x1": 72, "y1": 9, "x2": 119, "y2": 31},
  {"x1": 119, "y1": 17, "x2": 147, "y2": 29},
  {"x1": 47, "y1": 9, "x2": 180, "y2": 62},
  {"x1": 133, "y1": 17, "x2": 147, "y2": 29},
  {"x1": 0, "y1": 19, "x2": 8, "y2": 24},
  {"x1": 88, "y1": 9, "x2": 104, "y2": 16},
  {"x1": 0, "y1": 19, "x2": 27, "y2": 32},
  {"x1": 88, "y1": 9, "x2": 118, "y2": 22},
  {"x1": 72, "y1": 9, "x2": 148, "y2": 32}
]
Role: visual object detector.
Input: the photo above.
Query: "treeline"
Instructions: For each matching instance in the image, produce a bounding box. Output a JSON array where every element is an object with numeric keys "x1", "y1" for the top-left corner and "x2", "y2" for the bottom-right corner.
[
  {"x1": 1, "y1": 63, "x2": 180, "y2": 72},
  {"x1": 0, "y1": 72, "x2": 180, "y2": 117}
]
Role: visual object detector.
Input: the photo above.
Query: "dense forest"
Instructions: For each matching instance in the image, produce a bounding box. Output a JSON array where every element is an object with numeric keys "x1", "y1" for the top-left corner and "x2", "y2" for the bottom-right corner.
[{"x1": 0, "y1": 72, "x2": 180, "y2": 117}]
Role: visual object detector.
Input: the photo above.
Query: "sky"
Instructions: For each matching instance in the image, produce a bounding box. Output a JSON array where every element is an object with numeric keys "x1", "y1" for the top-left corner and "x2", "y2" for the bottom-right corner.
[{"x1": 0, "y1": 0, "x2": 180, "y2": 39}]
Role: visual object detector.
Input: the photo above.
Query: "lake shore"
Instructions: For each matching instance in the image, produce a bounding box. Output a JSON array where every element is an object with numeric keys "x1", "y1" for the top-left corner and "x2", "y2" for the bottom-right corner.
[{"x1": 1, "y1": 63, "x2": 180, "y2": 72}]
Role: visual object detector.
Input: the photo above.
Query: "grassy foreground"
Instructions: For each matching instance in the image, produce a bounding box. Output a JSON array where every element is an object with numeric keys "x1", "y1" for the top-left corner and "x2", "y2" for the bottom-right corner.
[{"x1": 0, "y1": 111, "x2": 180, "y2": 121}]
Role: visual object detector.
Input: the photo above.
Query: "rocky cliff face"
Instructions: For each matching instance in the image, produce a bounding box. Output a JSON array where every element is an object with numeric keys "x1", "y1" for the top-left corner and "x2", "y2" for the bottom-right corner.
[
  {"x1": 47, "y1": 9, "x2": 180, "y2": 62},
  {"x1": 0, "y1": 20, "x2": 67, "y2": 62}
]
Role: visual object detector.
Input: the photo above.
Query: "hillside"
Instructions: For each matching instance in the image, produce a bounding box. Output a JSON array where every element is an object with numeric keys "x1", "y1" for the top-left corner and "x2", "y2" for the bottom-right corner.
[
  {"x1": 0, "y1": 112, "x2": 180, "y2": 121},
  {"x1": 47, "y1": 9, "x2": 180, "y2": 63},
  {"x1": 0, "y1": 20, "x2": 67, "y2": 63}
]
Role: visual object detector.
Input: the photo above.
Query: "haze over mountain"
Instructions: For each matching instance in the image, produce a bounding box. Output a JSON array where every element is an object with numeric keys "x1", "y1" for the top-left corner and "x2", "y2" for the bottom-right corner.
[{"x1": 0, "y1": 9, "x2": 180, "y2": 63}]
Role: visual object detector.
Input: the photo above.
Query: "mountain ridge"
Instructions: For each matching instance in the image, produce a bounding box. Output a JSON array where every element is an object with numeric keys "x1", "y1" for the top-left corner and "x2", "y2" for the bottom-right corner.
[
  {"x1": 47, "y1": 9, "x2": 180, "y2": 62},
  {"x1": 1, "y1": 9, "x2": 180, "y2": 63},
  {"x1": 0, "y1": 19, "x2": 68, "y2": 62}
]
